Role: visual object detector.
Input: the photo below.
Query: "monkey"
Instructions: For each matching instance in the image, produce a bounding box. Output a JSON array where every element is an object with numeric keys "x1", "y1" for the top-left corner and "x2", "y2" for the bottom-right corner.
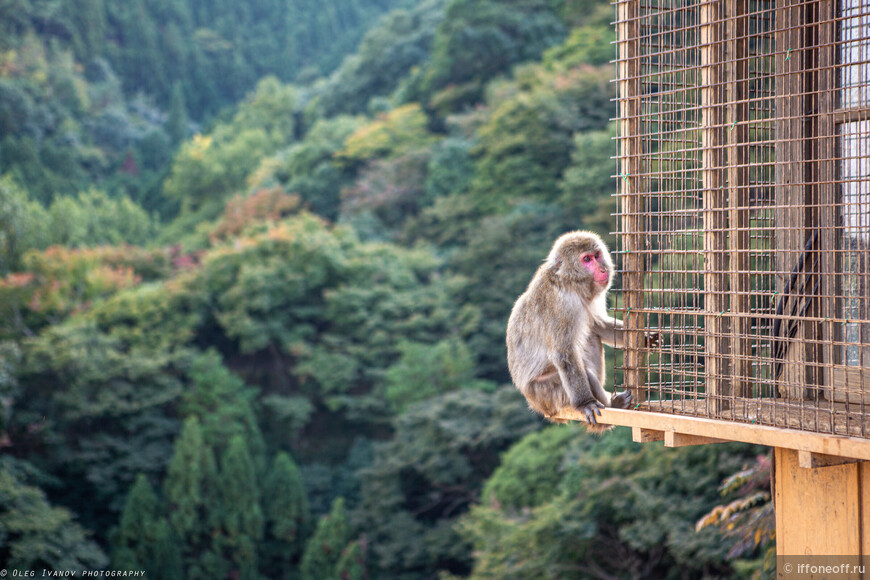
[{"x1": 506, "y1": 231, "x2": 638, "y2": 432}]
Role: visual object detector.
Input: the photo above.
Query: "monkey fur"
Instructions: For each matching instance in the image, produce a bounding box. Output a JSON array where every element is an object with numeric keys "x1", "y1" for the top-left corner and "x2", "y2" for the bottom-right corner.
[{"x1": 506, "y1": 231, "x2": 635, "y2": 432}]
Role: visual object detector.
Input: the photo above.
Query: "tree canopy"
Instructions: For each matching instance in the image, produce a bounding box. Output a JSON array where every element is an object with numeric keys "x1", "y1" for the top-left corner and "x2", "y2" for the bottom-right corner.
[{"x1": 0, "y1": 0, "x2": 772, "y2": 577}]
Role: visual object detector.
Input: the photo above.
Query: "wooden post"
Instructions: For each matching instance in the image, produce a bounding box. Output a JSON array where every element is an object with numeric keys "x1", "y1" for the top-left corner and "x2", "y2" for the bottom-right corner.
[
  {"x1": 774, "y1": 0, "x2": 826, "y2": 402},
  {"x1": 726, "y1": 0, "x2": 751, "y2": 401},
  {"x1": 700, "y1": 0, "x2": 730, "y2": 414},
  {"x1": 617, "y1": 0, "x2": 647, "y2": 403},
  {"x1": 774, "y1": 447, "x2": 870, "y2": 556}
]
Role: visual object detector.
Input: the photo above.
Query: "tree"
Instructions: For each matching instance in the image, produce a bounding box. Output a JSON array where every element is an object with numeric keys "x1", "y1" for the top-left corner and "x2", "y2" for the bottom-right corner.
[
  {"x1": 421, "y1": 0, "x2": 566, "y2": 103},
  {"x1": 47, "y1": 189, "x2": 159, "y2": 248},
  {"x1": 179, "y1": 349, "x2": 265, "y2": 467},
  {"x1": 335, "y1": 540, "x2": 368, "y2": 580},
  {"x1": 457, "y1": 428, "x2": 764, "y2": 579},
  {"x1": 299, "y1": 497, "x2": 352, "y2": 580},
  {"x1": 66, "y1": 0, "x2": 106, "y2": 59},
  {"x1": 557, "y1": 123, "x2": 619, "y2": 244},
  {"x1": 262, "y1": 452, "x2": 312, "y2": 578},
  {"x1": 218, "y1": 435, "x2": 264, "y2": 580},
  {"x1": 162, "y1": 128, "x2": 271, "y2": 214},
  {"x1": 352, "y1": 388, "x2": 542, "y2": 578},
  {"x1": 0, "y1": 464, "x2": 107, "y2": 571},
  {"x1": 315, "y1": 0, "x2": 446, "y2": 117},
  {"x1": 336, "y1": 104, "x2": 438, "y2": 168},
  {"x1": 383, "y1": 337, "x2": 492, "y2": 413},
  {"x1": 111, "y1": 474, "x2": 183, "y2": 579},
  {"x1": 167, "y1": 81, "x2": 189, "y2": 146},
  {"x1": 469, "y1": 65, "x2": 613, "y2": 211},
  {"x1": 276, "y1": 116, "x2": 362, "y2": 221},
  {"x1": 0, "y1": 175, "x2": 49, "y2": 273},
  {"x1": 164, "y1": 416, "x2": 221, "y2": 574},
  {"x1": 112, "y1": 474, "x2": 159, "y2": 568},
  {"x1": 696, "y1": 454, "x2": 775, "y2": 577},
  {"x1": 480, "y1": 425, "x2": 580, "y2": 510}
]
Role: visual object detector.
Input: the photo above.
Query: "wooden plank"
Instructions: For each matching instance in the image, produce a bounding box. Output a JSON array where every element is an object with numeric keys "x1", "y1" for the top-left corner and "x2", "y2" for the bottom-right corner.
[
  {"x1": 700, "y1": 0, "x2": 730, "y2": 413},
  {"x1": 775, "y1": 448, "x2": 862, "y2": 556},
  {"x1": 632, "y1": 427, "x2": 664, "y2": 443},
  {"x1": 555, "y1": 406, "x2": 870, "y2": 461},
  {"x1": 616, "y1": 0, "x2": 647, "y2": 404},
  {"x1": 797, "y1": 450, "x2": 863, "y2": 469},
  {"x1": 774, "y1": 0, "x2": 809, "y2": 401},
  {"x1": 862, "y1": 462, "x2": 870, "y2": 554},
  {"x1": 815, "y1": 0, "x2": 836, "y2": 404},
  {"x1": 726, "y1": 0, "x2": 751, "y2": 399},
  {"x1": 833, "y1": 106, "x2": 870, "y2": 124},
  {"x1": 774, "y1": 0, "x2": 826, "y2": 402},
  {"x1": 664, "y1": 431, "x2": 727, "y2": 448}
]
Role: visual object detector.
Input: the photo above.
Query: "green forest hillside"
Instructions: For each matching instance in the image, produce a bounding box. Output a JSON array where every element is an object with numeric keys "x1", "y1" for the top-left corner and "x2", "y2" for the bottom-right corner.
[{"x1": 0, "y1": 0, "x2": 772, "y2": 577}]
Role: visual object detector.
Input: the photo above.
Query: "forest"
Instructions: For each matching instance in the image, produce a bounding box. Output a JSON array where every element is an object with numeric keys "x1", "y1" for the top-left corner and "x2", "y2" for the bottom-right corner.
[{"x1": 0, "y1": 0, "x2": 773, "y2": 578}]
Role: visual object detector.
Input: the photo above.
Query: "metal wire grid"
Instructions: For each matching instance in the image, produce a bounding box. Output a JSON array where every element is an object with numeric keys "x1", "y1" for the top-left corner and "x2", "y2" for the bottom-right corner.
[{"x1": 613, "y1": 0, "x2": 870, "y2": 437}]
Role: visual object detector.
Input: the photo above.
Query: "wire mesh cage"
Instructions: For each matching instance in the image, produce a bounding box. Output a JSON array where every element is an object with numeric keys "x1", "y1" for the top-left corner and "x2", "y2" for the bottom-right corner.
[{"x1": 614, "y1": 0, "x2": 870, "y2": 438}]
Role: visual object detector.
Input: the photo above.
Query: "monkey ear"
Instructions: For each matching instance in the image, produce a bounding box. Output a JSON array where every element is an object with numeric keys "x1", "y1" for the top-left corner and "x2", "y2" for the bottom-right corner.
[{"x1": 553, "y1": 255, "x2": 563, "y2": 270}]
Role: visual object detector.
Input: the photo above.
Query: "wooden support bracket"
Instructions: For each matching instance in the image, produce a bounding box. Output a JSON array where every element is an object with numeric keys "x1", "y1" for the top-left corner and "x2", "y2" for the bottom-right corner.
[
  {"x1": 632, "y1": 427, "x2": 664, "y2": 443},
  {"x1": 664, "y1": 431, "x2": 728, "y2": 448},
  {"x1": 797, "y1": 450, "x2": 864, "y2": 469},
  {"x1": 631, "y1": 427, "x2": 727, "y2": 447}
]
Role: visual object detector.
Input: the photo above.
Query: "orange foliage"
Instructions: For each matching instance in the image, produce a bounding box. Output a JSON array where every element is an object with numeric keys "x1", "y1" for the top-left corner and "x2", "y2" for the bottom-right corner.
[
  {"x1": 0, "y1": 245, "x2": 174, "y2": 338},
  {"x1": 211, "y1": 187, "x2": 301, "y2": 242}
]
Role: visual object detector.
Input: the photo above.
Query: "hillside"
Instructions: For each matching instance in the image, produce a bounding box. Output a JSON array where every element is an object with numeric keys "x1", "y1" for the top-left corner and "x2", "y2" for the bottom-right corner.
[{"x1": 0, "y1": 0, "x2": 769, "y2": 578}]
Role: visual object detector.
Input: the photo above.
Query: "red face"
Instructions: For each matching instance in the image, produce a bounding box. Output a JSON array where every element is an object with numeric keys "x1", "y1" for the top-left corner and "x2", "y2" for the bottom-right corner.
[{"x1": 581, "y1": 251, "x2": 609, "y2": 285}]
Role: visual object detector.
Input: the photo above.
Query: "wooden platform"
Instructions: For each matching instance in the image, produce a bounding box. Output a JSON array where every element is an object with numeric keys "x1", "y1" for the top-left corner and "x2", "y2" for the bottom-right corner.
[
  {"x1": 554, "y1": 399, "x2": 870, "y2": 462},
  {"x1": 641, "y1": 398, "x2": 870, "y2": 438}
]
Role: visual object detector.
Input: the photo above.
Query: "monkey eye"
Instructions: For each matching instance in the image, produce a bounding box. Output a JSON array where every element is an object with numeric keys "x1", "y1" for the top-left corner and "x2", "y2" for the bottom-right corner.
[{"x1": 583, "y1": 255, "x2": 593, "y2": 263}]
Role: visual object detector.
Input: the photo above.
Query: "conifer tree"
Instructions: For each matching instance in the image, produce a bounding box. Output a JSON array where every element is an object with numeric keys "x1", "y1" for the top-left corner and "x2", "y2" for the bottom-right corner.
[
  {"x1": 112, "y1": 474, "x2": 158, "y2": 569},
  {"x1": 151, "y1": 518, "x2": 184, "y2": 580},
  {"x1": 218, "y1": 435, "x2": 264, "y2": 580},
  {"x1": 164, "y1": 416, "x2": 222, "y2": 577},
  {"x1": 164, "y1": 417, "x2": 208, "y2": 540},
  {"x1": 335, "y1": 540, "x2": 367, "y2": 580},
  {"x1": 299, "y1": 497, "x2": 352, "y2": 580},
  {"x1": 167, "y1": 82, "x2": 189, "y2": 146},
  {"x1": 262, "y1": 452, "x2": 311, "y2": 578},
  {"x1": 112, "y1": 474, "x2": 184, "y2": 578}
]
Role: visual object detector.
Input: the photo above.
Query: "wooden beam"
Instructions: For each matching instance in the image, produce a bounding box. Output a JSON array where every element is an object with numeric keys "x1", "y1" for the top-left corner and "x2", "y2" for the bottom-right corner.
[
  {"x1": 775, "y1": 448, "x2": 864, "y2": 556},
  {"x1": 616, "y1": 0, "x2": 647, "y2": 403},
  {"x1": 726, "y1": 0, "x2": 751, "y2": 398},
  {"x1": 632, "y1": 427, "x2": 664, "y2": 443},
  {"x1": 797, "y1": 450, "x2": 864, "y2": 469},
  {"x1": 700, "y1": 0, "x2": 730, "y2": 412},
  {"x1": 665, "y1": 431, "x2": 728, "y2": 448},
  {"x1": 555, "y1": 407, "x2": 870, "y2": 461}
]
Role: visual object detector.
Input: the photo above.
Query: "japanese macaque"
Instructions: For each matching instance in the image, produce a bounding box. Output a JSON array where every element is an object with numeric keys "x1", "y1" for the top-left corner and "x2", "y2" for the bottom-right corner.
[{"x1": 506, "y1": 231, "x2": 636, "y2": 432}]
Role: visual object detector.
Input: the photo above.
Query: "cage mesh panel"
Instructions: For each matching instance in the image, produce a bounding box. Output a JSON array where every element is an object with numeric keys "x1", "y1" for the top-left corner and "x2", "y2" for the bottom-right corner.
[{"x1": 614, "y1": 0, "x2": 870, "y2": 437}]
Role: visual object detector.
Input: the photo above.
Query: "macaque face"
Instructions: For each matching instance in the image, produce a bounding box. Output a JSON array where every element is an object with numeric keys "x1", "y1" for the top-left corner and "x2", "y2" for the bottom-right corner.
[{"x1": 581, "y1": 251, "x2": 609, "y2": 285}]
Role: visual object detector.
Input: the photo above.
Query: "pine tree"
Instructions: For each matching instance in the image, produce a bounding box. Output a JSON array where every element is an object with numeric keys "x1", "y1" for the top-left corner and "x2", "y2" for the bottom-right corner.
[
  {"x1": 67, "y1": 0, "x2": 106, "y2": 59},
  {"x1": 164, "y1": 416, "x2": 222, "y2": 577},
  {"x1": 167, "y1": 81, "x2": 189, "y2": 146},
  {"x1": 111, "y1": 474, "x2": 183, "y2": 578},
  {"x1": 261, "y1": 452, "x2": 311, "y2": 578},
  {"x1": 335, "y1": 540, "x2": 367, "y2": 580},
  {"x1": 218, "y1": 435, "x2": 264, "y2": 580},
  {"x1": 299, "y1": 497, "x2": 351, "y2": 580},
  {"x1": 151, "y1": 518, "x2": 184, "y2": 580},
  {"x1": 164, "y1": 417, "x2": 207, "y2": 540},
  {"x1": 112, "y1": 474, "x2": 158, "y2": 569}
]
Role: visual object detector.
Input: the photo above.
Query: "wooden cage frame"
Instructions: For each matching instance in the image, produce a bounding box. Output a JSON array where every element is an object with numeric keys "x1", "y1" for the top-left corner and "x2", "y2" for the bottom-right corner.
[{"x1": 556, "y1": 0, "x2": 870, "y2": 560}]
